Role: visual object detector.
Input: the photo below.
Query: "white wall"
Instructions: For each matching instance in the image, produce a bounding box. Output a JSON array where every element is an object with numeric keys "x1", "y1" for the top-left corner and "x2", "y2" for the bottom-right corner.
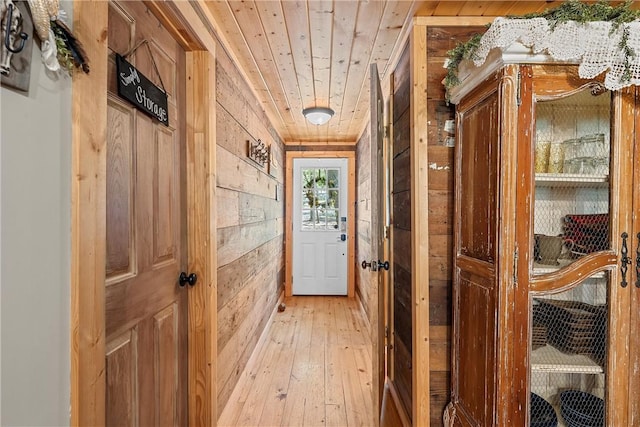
[{"x1": 1, "y1": 2, "x2": 72, "y2": 424}]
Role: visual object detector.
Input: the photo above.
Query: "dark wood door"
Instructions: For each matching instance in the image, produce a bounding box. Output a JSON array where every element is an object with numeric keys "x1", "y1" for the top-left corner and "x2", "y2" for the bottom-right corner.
[
  {"x1": 390, "y1": 45, "x2": 412, "y2": 419},
  {"x1": 105, "y1": 1, "x2": 187, "y2": 425},
  {"x1": 370, "y1": 62, "x2": 386, "y2": 423},
  {"x1": 449, "y1": 74, "x2": 503, "y2": 427}
]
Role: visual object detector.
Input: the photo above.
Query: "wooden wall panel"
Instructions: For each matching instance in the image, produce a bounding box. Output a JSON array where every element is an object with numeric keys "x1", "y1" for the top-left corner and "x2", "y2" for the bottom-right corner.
[
  {"x1": 424, "y1": 25, "x2": 487, "y2": 427},
  {"x1": 215, "y1": 40, "x2": 285, "y2": 415}
]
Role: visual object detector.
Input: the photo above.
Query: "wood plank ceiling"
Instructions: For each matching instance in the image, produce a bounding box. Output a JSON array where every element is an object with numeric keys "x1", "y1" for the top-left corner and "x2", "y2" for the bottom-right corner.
[{"x1": 202, "y1": 1, "x2": 630, "y2": 145}]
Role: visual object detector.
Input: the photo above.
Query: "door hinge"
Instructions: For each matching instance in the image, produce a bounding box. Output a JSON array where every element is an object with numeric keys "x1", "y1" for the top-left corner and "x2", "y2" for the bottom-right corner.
[
  {"x1": 384, "y1": 125, "x2": 389, "y2": 138},
  {"x1": 385, "y1": 325, "x2": 389, "y2": 338},
  {"x1": 384, "y1": 225, "x2": 390, "y2": 239},
  {"x1": 513, "y1": 248, "x2": 519, "y2": 284}
]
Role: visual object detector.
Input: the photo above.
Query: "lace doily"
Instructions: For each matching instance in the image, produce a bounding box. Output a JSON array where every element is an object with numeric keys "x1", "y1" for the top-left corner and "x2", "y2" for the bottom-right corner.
[{"x1": 472, "y1": 17, "x2": 640, "y2": 91}]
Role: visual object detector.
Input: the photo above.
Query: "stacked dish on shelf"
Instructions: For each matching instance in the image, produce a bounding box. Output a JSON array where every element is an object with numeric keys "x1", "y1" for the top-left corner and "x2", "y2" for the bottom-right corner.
[
  {"x1": 562, "y1": 134, "x2": 609, "y2": 175},
  {"x1": 533, "y1": 299, "x2": 606, "y2": 366},
  {"x1": 534, "y1": 133, "x2": 609, "y2": 175},
  {"x1": 531, "y1": 392, "x2": 558, "y2": 427},
  {"x1": 559, "y1": 390, "x2": 604, "y2": 427}
]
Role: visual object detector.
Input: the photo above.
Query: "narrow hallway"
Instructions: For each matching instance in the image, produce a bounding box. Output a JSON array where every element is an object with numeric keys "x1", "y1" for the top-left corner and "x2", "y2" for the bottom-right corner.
[{"x1": 218, "y1": 296, "x2": 374, "y2": 426}]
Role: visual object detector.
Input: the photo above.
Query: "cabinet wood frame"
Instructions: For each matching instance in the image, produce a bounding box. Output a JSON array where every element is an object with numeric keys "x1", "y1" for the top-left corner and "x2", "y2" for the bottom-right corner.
[{"x1": 445, "y1": 57, "x2": 639, "y2": 426}]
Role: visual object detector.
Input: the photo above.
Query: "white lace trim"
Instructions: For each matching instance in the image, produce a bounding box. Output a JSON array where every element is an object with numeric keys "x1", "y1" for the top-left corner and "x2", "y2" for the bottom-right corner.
[{"x1": 472, "y1": 17, "x2": 640, "y2": 90}]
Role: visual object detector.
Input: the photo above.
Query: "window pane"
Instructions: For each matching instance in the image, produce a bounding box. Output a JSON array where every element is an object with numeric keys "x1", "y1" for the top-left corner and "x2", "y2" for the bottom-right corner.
[
  {"x1": 327, "y1": 209, "x2": 339, "y2": 230},
  {"x1": 328, "y1": 190, "x2": 339, "y2": 208},
  {"x1": 327, "y1": 169, "x2": 339, "y2": 189},
  {"x1": 316, "y1": 169, "x2": 327, "y2": 188},
  {"x1": 302, "y1": 169, "x2": 315, "y2": 190},
  {"x1": 301, "y1": 209, "x2": 313, "y2": 230},
  {"x1": 316, "y1": 189, "x2": 327, "y2": 207},
  {"x1": 302, "y1": 191, "x2": 314, "y2": 209}
]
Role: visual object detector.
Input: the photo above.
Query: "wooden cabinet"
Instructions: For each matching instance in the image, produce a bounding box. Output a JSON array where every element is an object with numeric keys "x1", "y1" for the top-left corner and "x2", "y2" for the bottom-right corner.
[{"x1": 443, "y1": 46, "x2": 639, "y2": 426}]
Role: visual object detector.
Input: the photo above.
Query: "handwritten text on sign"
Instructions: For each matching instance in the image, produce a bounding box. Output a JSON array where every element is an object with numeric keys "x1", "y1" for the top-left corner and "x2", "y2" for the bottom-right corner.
[{"x1": 116, "y1": 54, "x2": 169, "y2": 126}]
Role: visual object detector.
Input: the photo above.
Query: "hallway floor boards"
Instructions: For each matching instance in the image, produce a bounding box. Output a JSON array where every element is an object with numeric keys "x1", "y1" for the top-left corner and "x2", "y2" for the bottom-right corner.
[{"x1": 218, "y1": 296, "x2": 374, "y2": 426}]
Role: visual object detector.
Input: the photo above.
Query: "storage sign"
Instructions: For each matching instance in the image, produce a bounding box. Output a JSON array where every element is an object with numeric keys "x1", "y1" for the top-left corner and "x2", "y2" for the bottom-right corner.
[{"x1": 116, "y1": 54, "x2": 169, "y2": 126}]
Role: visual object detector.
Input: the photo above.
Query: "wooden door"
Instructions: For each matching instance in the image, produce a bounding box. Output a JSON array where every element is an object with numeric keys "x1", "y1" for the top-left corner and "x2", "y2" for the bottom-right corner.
[
  {"x1": 389, "y1": 45, "x2": 412, "y2": 419},
  {"x1": 447, "y1": 72, "x2": 503, "y2": 427},
  {"x1": 369, "y1": 62, "x2": 387, "y2": 424},
  {"x1": 105, "y1": 2, "x2": 187, "y2": 425}
]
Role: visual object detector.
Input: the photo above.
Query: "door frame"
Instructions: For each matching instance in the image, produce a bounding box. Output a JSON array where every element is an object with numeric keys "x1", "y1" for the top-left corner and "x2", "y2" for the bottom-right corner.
[
  {"x1": 71, "y1": 2, "x2": 218, "y2": 426},
  {"x1": 285, "y1": 151, "x2": 356, "y2": 298}
]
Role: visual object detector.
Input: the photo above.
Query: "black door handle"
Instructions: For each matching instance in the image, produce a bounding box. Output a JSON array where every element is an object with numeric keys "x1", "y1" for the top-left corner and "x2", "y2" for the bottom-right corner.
[
  {"x1": 179, "y1": 272, "x2": 197, "y2": 287},
  {"x1": 621, "y1": 233, "x2": 632, "y2": 288},
  {"x1": 377, "y1": 260, "x2": 390, "y2": 271}
]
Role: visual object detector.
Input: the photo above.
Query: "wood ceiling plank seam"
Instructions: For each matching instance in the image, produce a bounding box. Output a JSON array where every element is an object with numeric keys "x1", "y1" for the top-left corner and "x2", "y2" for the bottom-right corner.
[
  {"x1": 281, "y1": 0, "x2": 316, "y2": 134},
  {"x1": 502, "y1": 1, "x2": 560, "y2": 16},
  {"x1": 379, "y1": 2, "x2": 417, "y2": 88},
  {"x1": 369, "y1": 0, "x2": 418, "y2": 139},
  {"x1": 202, "y1": 0, "x2": 290, "y2": 139},
  {"x1": 416, "y1": 1, "x2": 439, "y2": 16},
  {"x1": 327, "y1": 0, "x2": 359, "y2": 142},
  {"x1": 433, "y1": 1, "x2": 464, "y2": 16},
  {"x1": 255, "y1": 1, "x2": 303, "y2": 133},
  {"x1": 244, "y1": 0, "x2": 298, "y2": 131},
  {"x1": 457, "y1": 1, "x2": 493, "y2": 16},
  {"x1": 225, "y1": 0, "x2": 296, "y2": 139},
  {"x1": 342, "y1": 0, "x2": 390, "y2": 139},
  {"x1": 308, "y1": 0, "x2": 334, "y2": 109},
  {"x1": 336, "y1": 0, "x2": 385, "y2": 139},
  {"x1": 479, "y1": 1, "x2": 519, "y2": 16}
]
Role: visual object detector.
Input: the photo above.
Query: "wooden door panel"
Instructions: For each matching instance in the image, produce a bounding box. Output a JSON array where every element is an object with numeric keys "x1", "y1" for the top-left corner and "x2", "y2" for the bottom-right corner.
[
  {"x1": 456, "y1": 273, "x2": 495, "y2": 426},
  {"x1": 106, "y1": 1, "x2": 187, "y2": 425},
  {"x1": 106, "y1": 331, "x2": 137, "y2": 427},
  {"x1": 458, "y1": 95, "x2": 499, "y2": 263},
  {"x1": 153, "y1": 126, "x2": 179, "y2": 264},
  {"x1": 155, "y1": 304, "x2": 179, "y2": 423},
  {"x1": 106, "y1": 98, "x2": 135, "y2": 279}
]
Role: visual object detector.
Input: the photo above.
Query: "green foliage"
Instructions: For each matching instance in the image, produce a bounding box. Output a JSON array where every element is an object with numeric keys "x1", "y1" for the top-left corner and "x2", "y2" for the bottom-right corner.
[
  {"x1": 515, "y1": 0, "x2": 640, "y2": 29},
  {"x1": 444, "y1": 1, "x2": 640, "y2": 99},
  {"x1": 443, "y1": 33, "x2": 484, "y2": 90}
]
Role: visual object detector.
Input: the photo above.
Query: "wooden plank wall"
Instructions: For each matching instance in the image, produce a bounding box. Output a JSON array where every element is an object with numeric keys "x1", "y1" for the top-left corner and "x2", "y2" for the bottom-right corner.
[
  {"x1": 355, "y1": 125, "x2": 373, "y2": 320},
  {"x1": 215, "y1": 41, "x2": 286, "y2": 415},
  {"x1": 392, "y1": 44, "x2": 413, "y2": 418},
  {"x1": 424, "y1": 26, "x2": 488, "y2": 426}
]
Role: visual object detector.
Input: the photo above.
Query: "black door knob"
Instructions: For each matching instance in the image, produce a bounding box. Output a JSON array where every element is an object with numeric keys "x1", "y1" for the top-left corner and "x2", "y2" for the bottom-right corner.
[
  {"x1": 377, "y1": 260, "x2": 390, "y2": 271},
  {"x1": 179, "y1": 272, "x2": 197, "y2": 287}
]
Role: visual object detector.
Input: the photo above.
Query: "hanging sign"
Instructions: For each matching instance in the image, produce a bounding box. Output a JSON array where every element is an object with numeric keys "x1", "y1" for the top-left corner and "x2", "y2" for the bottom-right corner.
[{"x1": 116, "y1": 54, "x2": 169, "y2": 126}]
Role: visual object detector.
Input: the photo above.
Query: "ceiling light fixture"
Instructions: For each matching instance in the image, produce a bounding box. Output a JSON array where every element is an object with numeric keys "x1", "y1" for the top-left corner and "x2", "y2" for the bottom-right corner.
[{"x1": 302, "y1": 107, "x2": 334, "y2": 125}]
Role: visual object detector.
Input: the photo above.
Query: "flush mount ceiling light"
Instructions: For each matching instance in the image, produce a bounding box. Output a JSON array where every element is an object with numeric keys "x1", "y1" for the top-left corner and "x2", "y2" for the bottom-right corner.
[{"x1": 302, "y1": 107, "x2": 334, "y2": 125}]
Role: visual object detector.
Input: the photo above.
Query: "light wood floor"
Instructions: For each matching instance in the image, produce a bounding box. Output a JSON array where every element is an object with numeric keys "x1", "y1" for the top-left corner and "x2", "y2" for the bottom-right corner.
[{"x1": 218, "y1": 296, "x2": 374, "y2": 427}]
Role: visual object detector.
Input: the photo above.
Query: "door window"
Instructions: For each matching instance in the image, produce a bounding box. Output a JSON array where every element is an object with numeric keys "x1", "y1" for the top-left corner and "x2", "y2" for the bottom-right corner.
[{"x1": 300, "y1": 167, "x2": 340, "y2": 231}]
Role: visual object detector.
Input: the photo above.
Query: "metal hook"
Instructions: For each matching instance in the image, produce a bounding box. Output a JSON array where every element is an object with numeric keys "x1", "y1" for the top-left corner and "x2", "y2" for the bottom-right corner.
[{"x1": 4, "y1": 3, "x2": 28, "y2": 54}]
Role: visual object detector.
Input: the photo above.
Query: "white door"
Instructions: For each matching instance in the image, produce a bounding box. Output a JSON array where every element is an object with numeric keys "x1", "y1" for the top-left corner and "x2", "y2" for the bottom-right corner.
[{"x1": 293, "y1": 158, "x2": 349, "y2": 295}]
